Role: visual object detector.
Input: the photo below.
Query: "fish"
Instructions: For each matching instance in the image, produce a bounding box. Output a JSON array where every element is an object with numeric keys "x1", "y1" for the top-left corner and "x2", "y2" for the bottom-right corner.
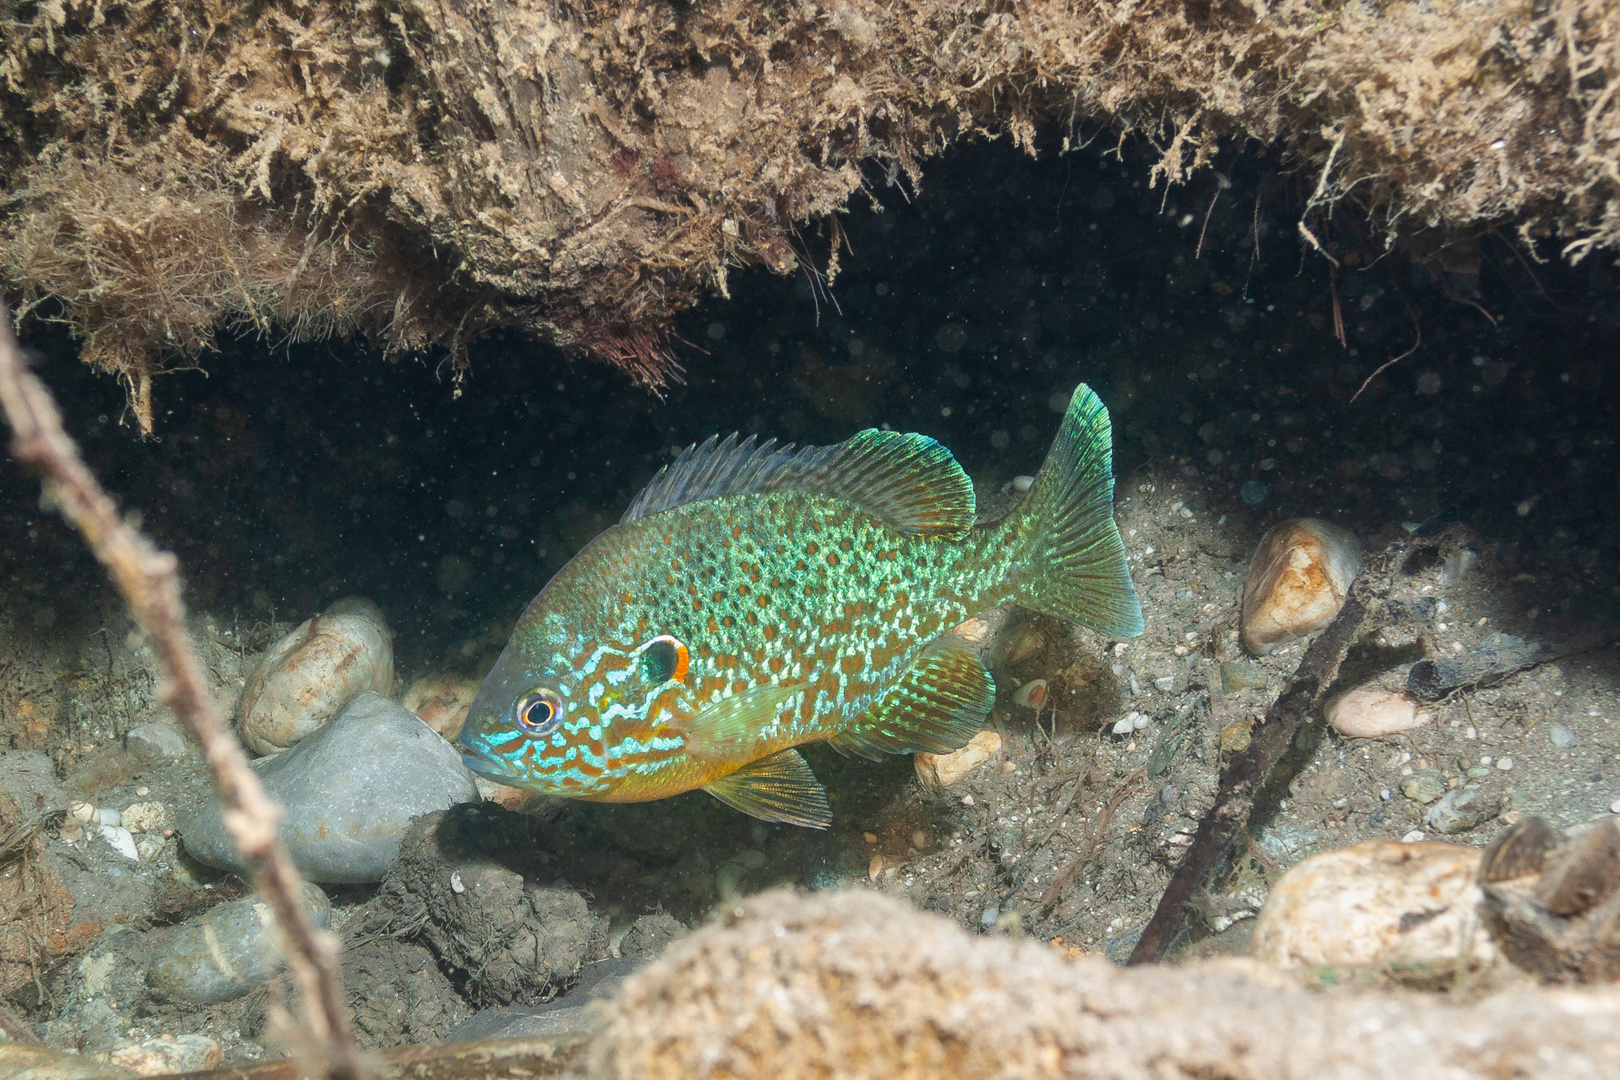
[{"x1": 458, "y1": 384, "x2": 1143, "y2": 828}]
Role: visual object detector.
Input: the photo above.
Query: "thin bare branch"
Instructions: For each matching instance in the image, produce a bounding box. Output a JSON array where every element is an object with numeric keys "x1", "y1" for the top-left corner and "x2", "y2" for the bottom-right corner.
[{"x1": 0, "y1": 307, "x2": 365, "y2": 1080}]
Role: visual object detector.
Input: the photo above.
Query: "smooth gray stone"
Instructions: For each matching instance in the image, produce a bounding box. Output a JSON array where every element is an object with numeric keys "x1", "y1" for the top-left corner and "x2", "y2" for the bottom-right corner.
[
  {"x1": 124, "y1": 721, "x2": 195, "y2": 766},
  {"x1": 443, "y1": 958, "x2": 640, "y2": 1042},
  {"x1": 176, "y1": 692, "x2": 479, "y2": 883},
  {"x1": 148, "y1": 882, "x2": 330, "y2": 1004}
]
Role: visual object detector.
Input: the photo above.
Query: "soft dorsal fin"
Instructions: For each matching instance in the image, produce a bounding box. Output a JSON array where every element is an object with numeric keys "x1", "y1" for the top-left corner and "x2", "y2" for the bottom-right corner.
[
  {"x1": 621, "y1": 429, "x2": 976, "y2": 539},
  {"x1": 826, "y1": 640, "x2": 994, "y2": 761},
  {"x1": 704, "y1": 748, "x2": 832, "y2": 828}
]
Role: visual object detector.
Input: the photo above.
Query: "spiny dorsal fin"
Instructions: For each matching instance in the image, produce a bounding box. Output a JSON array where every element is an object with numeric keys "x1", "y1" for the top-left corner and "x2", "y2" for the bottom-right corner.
[
  {"x1": 704, "y1": 748, "x2": 832, "y2": 828},
  {"x1": 827, "y1": 641, "x2": 994, "y2": 760},
  {"x1": 677, "y1": 681, "x2": 804, "y2": 763},
  {"x1": 621, "y1": 429, "x2": 975, "y2": 538}
]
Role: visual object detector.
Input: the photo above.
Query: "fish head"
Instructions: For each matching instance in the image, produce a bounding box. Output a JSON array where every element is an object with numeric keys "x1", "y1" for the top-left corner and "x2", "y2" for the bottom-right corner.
[{"x1": 457, "y1": 602, "x2": 697, "y2": 796}]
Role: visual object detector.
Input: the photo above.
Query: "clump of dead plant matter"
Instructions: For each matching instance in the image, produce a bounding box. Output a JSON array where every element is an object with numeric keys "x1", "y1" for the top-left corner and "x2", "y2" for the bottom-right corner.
[{"x1": 2, "y1": 0, "x2": 1618, "y2": 428}]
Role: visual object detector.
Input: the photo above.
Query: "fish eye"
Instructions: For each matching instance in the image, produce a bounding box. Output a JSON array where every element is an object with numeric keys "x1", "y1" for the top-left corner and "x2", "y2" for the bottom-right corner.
[
  {"x1": 639, "y1": 634, "x2": 690, "y2": 684},
  {"x1": 514, "y1": 688, "x2": 564, "y2": 736}
]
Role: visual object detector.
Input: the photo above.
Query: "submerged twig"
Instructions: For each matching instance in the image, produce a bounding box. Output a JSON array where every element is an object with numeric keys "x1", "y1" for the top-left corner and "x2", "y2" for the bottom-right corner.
[
  {"x1": 1040, "y1": 768, "x2": 1145, "y2": 911},
  {"x1": 0, "y1": 308, "x2": 364, "y2": 1080},
  {"x1": 1128, "y1": 568, "x2": 1377, "y2": 964}
]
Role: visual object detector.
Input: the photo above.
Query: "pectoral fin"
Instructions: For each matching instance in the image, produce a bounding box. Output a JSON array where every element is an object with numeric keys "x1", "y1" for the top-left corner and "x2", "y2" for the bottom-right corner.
[
  {"x1": 827, "y1": 640, "x2": 993, "y2": 760},
  {"x1": 677, "y1": 681, "x2": 804, "y2": 762},
  {"x1": 704, "y1": 748, "x2": 832, "y2": 829}
]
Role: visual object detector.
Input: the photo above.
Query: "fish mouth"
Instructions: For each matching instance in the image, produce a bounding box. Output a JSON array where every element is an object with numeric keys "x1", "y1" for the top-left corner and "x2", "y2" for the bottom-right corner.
[{"x1": 457, "y1": 738, "x2": 518, "y2": 782}]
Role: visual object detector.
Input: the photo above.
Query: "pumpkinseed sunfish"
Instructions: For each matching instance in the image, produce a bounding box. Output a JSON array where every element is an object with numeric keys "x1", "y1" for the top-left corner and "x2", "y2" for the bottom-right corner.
[{"x1": 458, "y1": 385, "x2": 1143, "y2": 827}]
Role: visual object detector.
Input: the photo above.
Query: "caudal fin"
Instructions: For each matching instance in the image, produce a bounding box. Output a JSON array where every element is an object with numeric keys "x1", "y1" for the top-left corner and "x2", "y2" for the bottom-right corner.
[{"x1": 1009, "y1": 385, "x2": 1144, "y2": 637}]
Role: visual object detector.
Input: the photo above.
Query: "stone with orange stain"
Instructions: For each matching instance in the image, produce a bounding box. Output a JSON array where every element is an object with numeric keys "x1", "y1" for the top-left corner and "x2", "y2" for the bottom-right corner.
[
  {"x1": 401, "y1": 673, "x2": 480, "y2": 740},
  {"x1": 235, "y1": 597, "x2": 394, "y2": 755},
  {"x1": 1239, "y1": 519, "x2": 1361, "y2": 655}
]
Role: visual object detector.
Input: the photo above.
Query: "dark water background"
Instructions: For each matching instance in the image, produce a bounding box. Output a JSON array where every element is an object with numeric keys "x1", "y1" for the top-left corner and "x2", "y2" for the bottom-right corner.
[{"x1": 4, "y1": 135, "x2": 1618, "y2": 670}]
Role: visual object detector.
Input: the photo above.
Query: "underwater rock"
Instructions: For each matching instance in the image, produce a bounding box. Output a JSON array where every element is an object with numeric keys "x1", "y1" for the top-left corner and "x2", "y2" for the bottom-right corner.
[
  {"x1": 122, "y1": 721, "x2": 194, "y2": 766},
  {"x1": 380, "y1": 809, "x2": 608, "y2": 1006},
  {"x1": 1424, "y1": 785, "x2": 1503, "y2": 835},
  {"x1": 1398, "y1": 769, "x2": 1447, "y2": 805},
  {"x1": 0, "y1": 1044, "x2": 135, "y2": 1080},
  {"x1": 119, "y1": 801, "x2": 167, "y2": 835},
  {"x1": 178, "y1": 691, "x2": 479, "y2": 883},
  {"x1": 1480, "y1": 816, "x2": 1620, "y2": 982},
  {"x1": 98, "y1": 1035, "x2": 222, "y2": 1076},
  {"x1": 342, "y1": 938, "x2": 470, "y2": 1049},
  {"x1": 914, "y1": 730, "x2": 1002, "y2": 788},
  {"x1": 1327, "y1": 685, "x2": 1432, "y2": 738},
  {"x1": 589, "y1": 887, "x2": 1619, "y2": 1080},
  {"x1": 1012, "y1": 679, "x2": 1047, "y2": 709},
  {"x1": 1251, "y1": 840, "x2": 1495, "y2": 969},
  {"x1": 443, "y1": 956, "x2": 639, "y2": 1042},
  {"x1": 401, "y1": 674, "x2": 480, "y2": 740},
  {"x1": 235, "y1": 597, "x2": 395, "y2": 756},
  {"x1": 147, "y1": 882, "x2": 330, "y2": 1004},
  {"x1": 619, "y1": 912, "x2": 686, "y2": 959},
  {"x1": 1240, "y1": 519, "x2": 1360, "y2": 655}
]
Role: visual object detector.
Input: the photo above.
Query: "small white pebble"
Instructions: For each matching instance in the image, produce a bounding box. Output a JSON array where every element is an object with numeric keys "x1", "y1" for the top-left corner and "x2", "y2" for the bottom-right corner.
[
  {"x1": 1496, "y1": 757, "x2": 1514, "y2": 771},
  {"x1": 1481, "y1": 755, "x2": 1492, "y2": 765},
  {"x1": 96, "y1": 807, "x2": 121, "y2": 828},
  {"x1": 1012, "y1": 475, "x2": 1034, "y2": 493},
  {"x1": 450, "y1": 871, "x2": 465, "y2": 894},
  {"x1": 1132, "y1": 713, "x2": 1150, "y2": 732},
  {"x1": 961, "y1": 795, "x2": 975, "y2": 807},
  {"x1": 1609, "y1": 798, "x2": 1620, "y2": 815},
  {"x1": 99, "y1": 824, "x2": 138, "y2": 861},
  {"x1": 1464, "y1": 726, "x2": 1477, "y2": 739},
  {"x1": 1112, "y1": 716, "x2": 1135, "y2": 735},
  {"x1": 135, "y1": 786, "x2": 150, "y2": 797},
  {"x1": 1380, "y1": 789, "x2": 1391, "y2": 800},
  {"x1": 1401, "y1": 830, "x2": 1425, "y2": 843}
]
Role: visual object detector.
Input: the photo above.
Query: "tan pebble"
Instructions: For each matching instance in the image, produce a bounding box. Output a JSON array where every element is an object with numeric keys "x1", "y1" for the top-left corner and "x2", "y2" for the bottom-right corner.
[
  {"x1": 946, "y1": 615, "x2": 993, "y2": 645},
  {"x1": 1012, "y1": 678, "x2": 1048, "y2": 709},
  {"x1": 401, "y1": 674, "x2": 481, "y2": 740},
  {"x1": 863, "y1": 832, "x2": 878, "y2": 844},
  {"x1": 121, "y1": 801, "x2": 168, "y2": 834},
  {"x1": 69, "y1": 801, "x2": 96, "y2": 825},
  {"x1": 1326, "y1": 685, "x2": 1432, "y2": 738},
  {"x1": 1252, "y1": 839, "x2": 1496, "y2": 968},
  {"x1": 102, "y1": 1033, "x2": 223, "y2": 1075},
  {"x1": 915, "y1": 730, "x2": 1003, "y2": 788},
  {"x1": 1005, "y1": 630, "x2": 1046, "y2": 665},
  {"x1": 911, "y1": 829, "x2": 928, "y2": 850},
  {"x1": 1240, "y1": 519, "x2": 1361, "y2": 655},
  {"x1": 472, "y1": 774, "x2": 535, "y2": 809},
  {"x1": 235, "y1": 597, "x2": 394, "y2": 755},
  {"x1": 868, "y1": 854, "x2": 884, "y2": 882}
]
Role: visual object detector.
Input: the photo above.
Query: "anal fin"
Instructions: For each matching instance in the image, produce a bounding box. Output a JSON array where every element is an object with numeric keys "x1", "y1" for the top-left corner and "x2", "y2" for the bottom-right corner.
[
  {"x1": 704, "y1": 748, "x2": 832, "y2": 829},
  {"x1": 828, "y1": 641, "x2": 994, "y2": 759}
]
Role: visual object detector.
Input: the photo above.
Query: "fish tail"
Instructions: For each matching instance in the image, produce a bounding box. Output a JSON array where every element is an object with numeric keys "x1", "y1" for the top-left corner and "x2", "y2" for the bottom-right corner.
[{"x1": 1005, "y1": 385, "x2": 1144, "y2": 637}]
